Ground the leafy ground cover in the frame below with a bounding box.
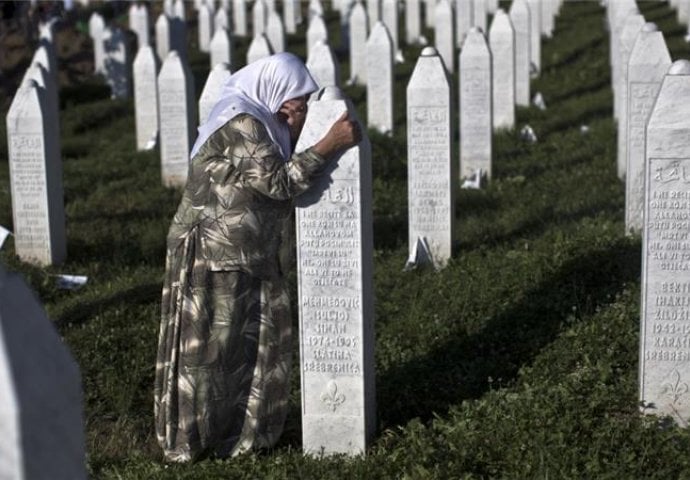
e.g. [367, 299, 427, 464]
[1, 1, 690, 478]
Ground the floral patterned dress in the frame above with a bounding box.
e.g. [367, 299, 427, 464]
[154, 114, 329, 462]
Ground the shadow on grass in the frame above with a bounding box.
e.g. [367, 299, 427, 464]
[377, 236, 641, 431]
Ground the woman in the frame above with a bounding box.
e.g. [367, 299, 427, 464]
[154, 52, 361, 462]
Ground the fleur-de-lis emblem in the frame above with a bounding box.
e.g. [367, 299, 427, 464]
[662, 369, 689, 405]
[320, 380, 346, 412]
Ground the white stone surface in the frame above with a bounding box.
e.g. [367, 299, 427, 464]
[510, 0, 530, 106]
[210, 27, 233, 69]
[616, 12, 644, 179]
[252, 0, 267, 36]
[199, 62, 232, 124]
[283, 0, 297, 34]
[366, 21, 394, 134]
[266, 8, 285, 52]
[133, 45, 159, 150]
[640, 60, 690, 428]
[295, 87, 375, 456]
[526, 0, 541, 74]
[88, 12, 105, 74]
[198, 3, 214, 53]
[307, 40, 340, 91]
[434, 0, 454, 73]
[174, 0, 186, 20]
[456, 0, 472, 47]
[625, 26, 671, 234]
[406, 0, 421, 44]
[309, 0, 325, 18]
[349, 1, 368, 85]
[406, 47, 455, 270]
[214, 7, 229, 32]
[6, 80, 65, 265]
[424, 0, 434, 28]
[307, 14, 329, 59]
[609, 0, 637, 121]
[158, 51, 196, 187]
[102, 26, 130, 99]
[473, 0, 486, 31]
[246, 33, 273, 64]
[155, 14, 171, 62]
[381, 0, 399, 56]
[460, 28, 492, 180]
[0, 266, 85, 479]
[367, 0, 380, 30]
[233, 0, 248, 36]
[128, 3, 150, 48]
[489, 9, 515, 130]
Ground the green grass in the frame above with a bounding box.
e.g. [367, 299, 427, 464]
[2, 1, 690, 478]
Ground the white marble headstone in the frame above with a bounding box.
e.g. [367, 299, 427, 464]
[133, 45, 159, 151]
[460, 28, 492, 180]
[252, 0, 267, 36]
[88, 12, 105, 74]
[434, 0, 454, 73]
[199, 62, 232, 124]
[307, 14, 329, 58]
[283, 0, 298, 34]
[158, 51, 196, 187]
[349, 1, 368, 85]
[367, 0, 380, 30]
[174, 0, 186, 20]
[473, 0, 486, 31]
[307, 40, 340, 91]
[233, 0, 248, 36]
[405, 0, 421, 44]
[155, 14, 171, 62]
[616, 12, 645, 179]
[366, 21, 394, 134]
[210, 27, 233, 69]
[640, 60, 690, 428]
[198, 3, 214, 53]
[489, 9, 515, 130]
[6, 80, 66, 265]
[214, 6, 229, 32]
[625, 25, 671, 234]
[266, 8, 285, 53]
[526, 0, 541, 74]
[510, 0, 531, 106]
[381, 0, 399, 57]
[456, 0, 472, 47]
[406, 47, 455, 270]
[128, 3, 150, 48]
[246, 33, 273, 64]
[0, 266, 85, 479]
[295, 86, 375, 456]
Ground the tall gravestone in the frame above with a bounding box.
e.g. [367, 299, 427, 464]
[89, 12, 105, 74]
[266, 9, 285, 53]
[489, 9, 515, 130]
[366, 21, 394, 135]
[199, 62, 232, 124]
[473, 0, 486, 31]
[133, 45, 159, 150]
[510, 0, 530, 106]
[307, 40, 340, 91]
[625, 24, 671, 234]
[640, 60, 690, 427]
[284, 0, 298, 34]
[233, 0, 248, 36]
[406, 47, 455, 270]
[174, 0, 186, 20]
[616, 12, 644, 179]
[155, 14, 171, 62]
[247, 33, 273, 64]
[214, 7, 229, 32]
[526, 0, 541, 74]
[198, 3, 214, 53]
[295, 86, 375, 456]
[459, 28, 492, 181]
[252, 0, 267, 36]
[158, 51, 196, 187]
[406, 0, 421, 44]
[0, 266, 85, 479]
[102, 26, 130, 99]
[434, 0, 454, 73]
[381, 0, 399, 57]
[6, 80, 66, 266]
[307, 14, 329, 59]
[349, 1, 368, 85]
[456, 0, 472, 47]
[210, 27, 233, 69]
[367, 0, 380, 30]
[610, 0, 637, 121]
[128, 3, 150, 48]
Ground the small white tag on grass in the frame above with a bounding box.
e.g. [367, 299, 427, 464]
[55, 275, 88, 290]
[580, 124, 590, 134]
[0, 225, 12, 249]
[520, 124, 538, 143]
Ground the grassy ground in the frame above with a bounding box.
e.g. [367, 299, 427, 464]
[2, 1, 690, 478]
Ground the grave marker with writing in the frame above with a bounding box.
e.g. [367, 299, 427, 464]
[640, 60, 690, 427]
[406, 47, 455, 270]
[366, 21, 394, 134]
[133, 45, 159, 150]
[295, 86, 375, 455]
[625, 24, 671, 234]
[489, 9, 515, 130]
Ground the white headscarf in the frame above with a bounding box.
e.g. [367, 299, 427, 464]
[190, 52, 319, 160]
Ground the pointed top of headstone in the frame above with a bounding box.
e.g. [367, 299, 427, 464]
[319, 85, 345, 101]
[642, 22, 657, 33]
[421, 46, 437, 56]
[669, 59, 690, 75]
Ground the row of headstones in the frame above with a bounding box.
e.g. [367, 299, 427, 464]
[606, 0, 690, 429]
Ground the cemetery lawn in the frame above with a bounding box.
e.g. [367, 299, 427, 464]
[2, 1, 690, 478]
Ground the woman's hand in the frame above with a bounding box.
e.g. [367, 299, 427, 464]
[312, 111, 362, 160]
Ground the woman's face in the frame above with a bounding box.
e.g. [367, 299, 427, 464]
[278, 95, 309, 143]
